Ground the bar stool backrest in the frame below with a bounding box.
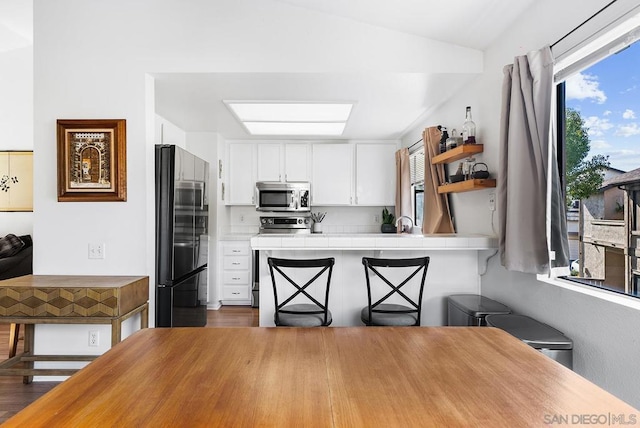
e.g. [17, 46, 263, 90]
[361, 256, 430, 326]
[268, 257, 335, 326]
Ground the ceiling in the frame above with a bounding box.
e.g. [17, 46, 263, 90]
[273, 0, 533, 51]
[1, 0, 537, 140]
[154, 0, 535, 140]
[153, 72, 480, 140]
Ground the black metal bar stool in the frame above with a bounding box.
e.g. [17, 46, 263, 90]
[361, 256, 430, 326]
[268, 257, 335, 327]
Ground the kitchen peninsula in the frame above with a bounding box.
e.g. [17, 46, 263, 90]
[251, 233, 496, 326]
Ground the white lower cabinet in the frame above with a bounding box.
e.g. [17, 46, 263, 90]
[219, 241, 252, 305]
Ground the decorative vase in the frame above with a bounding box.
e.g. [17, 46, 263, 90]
[381, 224, 396, 233]
[313, 223, 322, 234]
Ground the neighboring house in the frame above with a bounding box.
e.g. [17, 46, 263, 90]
[578, 167, 640, 295]
[567, 167, 625, 262]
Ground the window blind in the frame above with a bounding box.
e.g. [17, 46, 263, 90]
[410, 148, 425, 185]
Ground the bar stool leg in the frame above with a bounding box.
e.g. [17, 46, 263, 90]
[8, 323, 20, 358]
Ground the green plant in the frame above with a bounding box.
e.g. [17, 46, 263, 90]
[382, 207, 395, 225]
[565, 108, 610, 205]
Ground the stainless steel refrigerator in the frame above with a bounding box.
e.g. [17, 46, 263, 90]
[155, 145, 209, 327]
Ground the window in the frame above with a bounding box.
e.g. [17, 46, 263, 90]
[410, 148, 425, 225]
[556, 28, 640, 298]
[630, 186, 640, 296]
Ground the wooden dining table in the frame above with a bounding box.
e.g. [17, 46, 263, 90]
[4, 327, 638, 427]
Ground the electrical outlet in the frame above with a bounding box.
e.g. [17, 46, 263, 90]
[488, 192, 496, 211]
[240, 215, 245, 223]
[88, 243, 105, 259]
[89, 331, 99, 347]
[374, 214, 380, 223]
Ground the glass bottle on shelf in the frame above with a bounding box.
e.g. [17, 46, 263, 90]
[439, 126, 449, 153]
[463, 157, 475, 180]
[446, 128, 458, 151]
[446, 129, 458, 151]
[462, 106, 476, 144]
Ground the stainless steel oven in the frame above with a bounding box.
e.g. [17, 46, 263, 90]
[259, 215, 311, 234]
[256, 181, 310, 212]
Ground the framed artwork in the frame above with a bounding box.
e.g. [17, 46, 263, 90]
[57, 119, 127, 202]
[0, 151, 33, 212]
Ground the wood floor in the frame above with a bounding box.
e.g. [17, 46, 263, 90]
[0, 306, 259, 423]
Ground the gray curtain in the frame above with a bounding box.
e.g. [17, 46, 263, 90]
[498, 46, 569, 274]
[395, 148, 411, 233]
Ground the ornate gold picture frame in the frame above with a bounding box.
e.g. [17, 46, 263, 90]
[57, 119, 126, 202]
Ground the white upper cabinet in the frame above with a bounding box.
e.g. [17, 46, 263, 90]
[256, 143, 310, 182]
[226, 141, 396, 207]
[311, 143, 354, 205]
[256, 143, 282, 182]
[227, 143, 256, 205]
[355, 143, 397, 206]
[284, 144, 310, 182]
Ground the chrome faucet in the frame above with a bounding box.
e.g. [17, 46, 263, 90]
[395, 215, 414, 233]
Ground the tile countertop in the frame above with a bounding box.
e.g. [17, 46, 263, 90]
[219, 234, 257, 241]
[250, 233, 497, 250]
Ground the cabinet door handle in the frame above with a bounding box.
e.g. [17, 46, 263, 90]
[232, 262, 241, 265]
[221, 183, 225, 201]
[232, 292, 240, 295]
[232, 249, 241, 253]
[232, 277, 241, 280]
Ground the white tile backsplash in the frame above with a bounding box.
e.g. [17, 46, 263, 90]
[228, 205, 390, 235]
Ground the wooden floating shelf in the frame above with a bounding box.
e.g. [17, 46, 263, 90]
[438, 178, 496, 194]
[432, 144, 484, 164]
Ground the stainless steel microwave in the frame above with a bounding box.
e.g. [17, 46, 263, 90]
[255, 181, 311, 212]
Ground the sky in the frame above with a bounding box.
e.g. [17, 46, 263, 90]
[565, 40, 640, 173]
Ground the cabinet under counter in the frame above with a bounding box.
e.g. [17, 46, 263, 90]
[219, 240, 252, 305]
[251, 234, 497, 327]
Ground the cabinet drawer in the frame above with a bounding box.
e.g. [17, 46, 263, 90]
[223, 246, 250, 256]
[223, 286, 250, 300]
[223, 270, 250, 285]
[223, 256, 249, 270]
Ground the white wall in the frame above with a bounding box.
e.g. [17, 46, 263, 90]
[0, 46, 33, 236]
[399, 0, 640, 408]
[156, 115, 186, 148]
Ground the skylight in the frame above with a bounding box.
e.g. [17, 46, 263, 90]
[225, 102, 352, 136]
